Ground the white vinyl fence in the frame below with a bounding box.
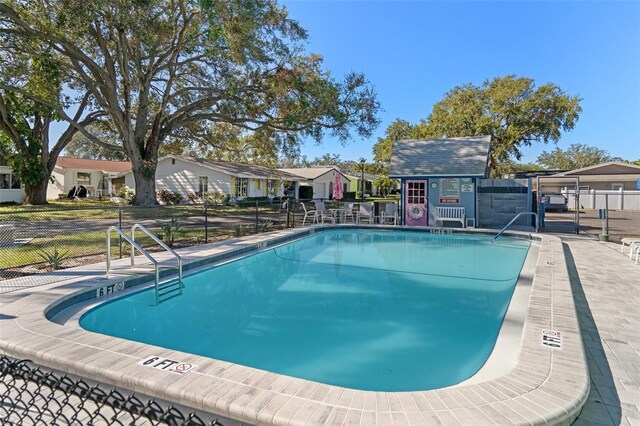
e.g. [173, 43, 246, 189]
[564, 189, 640, 211]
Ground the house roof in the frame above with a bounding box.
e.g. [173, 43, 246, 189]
[551, 162, 640, 176]
[389, 135, 492, 177]
[56, 157, 132, 173]
[278, 166, 351, 181]
[180, 157, 302, 180]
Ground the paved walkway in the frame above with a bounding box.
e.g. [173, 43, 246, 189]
[562, 236, 640, 425]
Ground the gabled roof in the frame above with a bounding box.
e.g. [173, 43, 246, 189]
[56, 157, 132, 173]
[116, 155, 301, 180]
[180, 157, 302, 180]
[389, 135, 491, 177]
[278, 166, 350, 181]
[552, 162, 640, 176]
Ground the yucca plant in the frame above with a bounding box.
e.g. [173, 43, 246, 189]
[38, 248, 70, 271]
[258, 220, 274, 233]
[233, 224, 253, 237]
[157, 217, 183, 247]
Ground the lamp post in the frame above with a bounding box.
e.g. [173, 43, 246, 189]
[359, 158, 366, 202]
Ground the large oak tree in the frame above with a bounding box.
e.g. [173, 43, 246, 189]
[0, 0, 380, 205]
[372, 75, 582, 176]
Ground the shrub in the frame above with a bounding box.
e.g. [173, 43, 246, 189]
[203, 192, 229, 204]
[186, 191, 201, 203]
[117, 186, 136, 204]
[258, 220, 274, 232]
[157, 189, 184, 205]
[343, 191, 357, 200]
[233, 224, 253, 237]
[157, 216, 182, 247]
[38, 247, 69, 271]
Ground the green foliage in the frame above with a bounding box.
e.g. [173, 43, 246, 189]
[373, 175, 398, 198]
[372, 76, 582, 176]
[372, 119, 416, 172]
[537, 143, 620, 170]
[419, 75, 582, 174]
[157, 217, 183, 248]
[492, 159, 544, 178]
[233, 224, 253, 237]
[0, 0, 381, 205]
[157, 189, 184, 205]
[116, 186, 136, 204]
[258, 220, 274, 232]
[38, 247, 69, 270]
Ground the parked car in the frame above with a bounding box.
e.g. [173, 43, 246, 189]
[540, 194, 568, 212]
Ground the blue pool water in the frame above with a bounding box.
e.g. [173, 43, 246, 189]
[80, 230, 530, 391]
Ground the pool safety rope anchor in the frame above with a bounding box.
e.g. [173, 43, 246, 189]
[408, 204, 425, 220]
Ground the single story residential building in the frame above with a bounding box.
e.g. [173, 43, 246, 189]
[1, 156, 131, 203]
[49, 157, 132, 200]
[532, 162, 640, 192]
[118, 156, 302, 199]
[534, 162, 640, 211]
[0, 156, 23, 204]
[343, 172, 382, 197]
[389, 135, 492, 227]
[278, 166, 352, 200]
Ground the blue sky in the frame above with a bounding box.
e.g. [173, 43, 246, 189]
[285, 0, 640, 164]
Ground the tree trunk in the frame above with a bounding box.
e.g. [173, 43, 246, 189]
[23, 180, 49, 205]
[131, 166, 158, 206]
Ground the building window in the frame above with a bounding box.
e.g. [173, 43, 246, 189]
[235, 178, 248, 197]
[612, 184, 623, 191]
[11, 174, 21, 189]
[267, 179, 277, 195]
[77, 172, 91, 186]
[199, 176, 209, 194]
[0, 172, 21, 189]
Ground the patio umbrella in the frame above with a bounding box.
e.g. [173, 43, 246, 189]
[333, 174, 343, 205]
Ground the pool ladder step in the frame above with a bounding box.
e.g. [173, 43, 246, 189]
[107, 224, 183, 305]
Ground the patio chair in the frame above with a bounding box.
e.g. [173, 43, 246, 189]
[313, 200, 335, 224]
[620, 238, 640, 258]
[380, 203, 399, 225]
[300, 202, 319, 226]
[356, 202, 374, 224]
[343, 202, 358, 223]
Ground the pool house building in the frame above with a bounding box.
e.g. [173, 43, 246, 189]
[389, 135, 492, 228]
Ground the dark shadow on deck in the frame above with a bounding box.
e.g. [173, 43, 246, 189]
[563, 243, 621, 426]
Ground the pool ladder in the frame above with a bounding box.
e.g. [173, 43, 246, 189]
[106, 224, 183, 304]
[494, 212, 539, 239]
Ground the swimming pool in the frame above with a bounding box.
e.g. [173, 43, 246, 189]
[80, 229, 530, 392]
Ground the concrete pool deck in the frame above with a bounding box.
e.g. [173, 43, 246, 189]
[0, 226, 606, 425]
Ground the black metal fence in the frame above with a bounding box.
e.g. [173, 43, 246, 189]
[0, 356, 224, 425]
[0, 199, 305, 281]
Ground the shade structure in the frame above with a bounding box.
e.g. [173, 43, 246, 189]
[333, 174, 343, 200]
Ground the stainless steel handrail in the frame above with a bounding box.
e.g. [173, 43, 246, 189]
[131, 223, 183, 287]
[494, 212, 539, 239]
[106, 226, 160, 294]
[106, 224, 183, 305]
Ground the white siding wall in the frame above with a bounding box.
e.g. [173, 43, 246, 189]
[311, 172, 341, 199]
[121, 158, 232, 196]
[47, 168, 66, 199]
[0, 165, 24, 203]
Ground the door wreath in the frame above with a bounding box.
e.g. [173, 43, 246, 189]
[407, 204, 424, 220]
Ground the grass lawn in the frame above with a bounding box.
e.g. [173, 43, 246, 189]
[0, 227, 236, 269]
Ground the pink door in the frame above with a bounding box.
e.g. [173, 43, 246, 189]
[404, 180, 428, 226]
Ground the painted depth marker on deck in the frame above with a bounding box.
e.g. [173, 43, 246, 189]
[541, 330, 563, 349]
[138, 356, 196, 375]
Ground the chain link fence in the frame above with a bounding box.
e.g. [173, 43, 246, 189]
[0, 355, 226, 425]
[576, 193, 640, 242]
[0, 199, 309, 281]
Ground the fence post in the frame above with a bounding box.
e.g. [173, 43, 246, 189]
[255, 201, 259, 233]
[204, 201, 208, 243]
[118, 206, 123, 259]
